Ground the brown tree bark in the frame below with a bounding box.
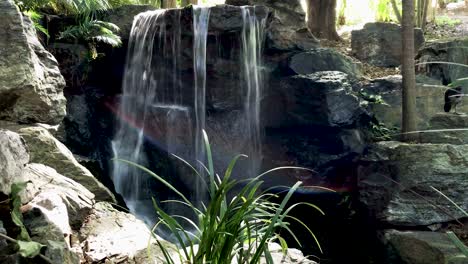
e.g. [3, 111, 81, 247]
[402, 0, 418, 141]
[162, 0, 177, 8]
[306, 0, 341, 41]
[181, 0, 198, 6]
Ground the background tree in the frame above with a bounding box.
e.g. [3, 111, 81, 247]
[181, 0, 198, 6]
[401, 0, 418, 141]
[162, 0, 177, 8]
[306, 0, 341, 40]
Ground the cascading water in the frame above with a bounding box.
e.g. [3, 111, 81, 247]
[111, 5, 267, 227]
[111, 9, 186, 224]
[193, 6, 211, 206]
[240, 7, 267, 176]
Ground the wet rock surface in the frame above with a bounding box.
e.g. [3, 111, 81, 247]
[286, 48, 361, 78]
[225, 0, 318, 50]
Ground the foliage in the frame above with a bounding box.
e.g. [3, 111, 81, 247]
[435, 15, 462, 27]
[0, 182, 47, 261]
[24, 10, 50, 39]
[15, 0, 121, 60]
[59, 16, 122, 59]
[116, 130, 325, 263]
[374, 0, 393, 22]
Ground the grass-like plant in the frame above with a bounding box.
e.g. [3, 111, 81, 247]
[116, 130, 325, 264]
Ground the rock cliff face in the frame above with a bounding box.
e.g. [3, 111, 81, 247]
[0, 0, 66, 125]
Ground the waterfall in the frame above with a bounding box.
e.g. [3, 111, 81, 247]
[111, 9, 184, 224]
[241, 7, 267, 176]
[193, 6, 211, 206]
[111, 5, 267, 227]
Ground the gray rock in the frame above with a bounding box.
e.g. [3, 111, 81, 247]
[17, 126, 115, 203]
[351, 22, 425, 67]
[79, 202, 160, 263]
[226, 0, 319, 50]
[420, 113, 468, 144]
[383, 230, 468, 264]
[43, 240, 80, 264]
[358, 141, 468, 226]
[362, 75, 467, 130]
[21, 164, 94, 227]
[0, 0, 66, 124]
[0, 130, 29, 195]
[287, 48, 361, 78]
[280, 71, 364, 127]
[417, 37, 468, 85]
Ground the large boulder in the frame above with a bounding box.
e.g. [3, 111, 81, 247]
[351, 22, 425, 67]
[420, 113, 468, 144]
[383, 230, 468, 264]
[78, 202, 165, 263]
[16, 126, 115, 202]
[0, 130, 29, 195]
[0, 0, 66, 124]
[21, 163, 94, 226]
[279, 71, 365, 127]
[417, 37, 468, 85]
[226, 0, 318, 50]
[358, 141, 468, 226]
[285, 48, 361, 78]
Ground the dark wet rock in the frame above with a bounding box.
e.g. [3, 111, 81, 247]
[226, 0, 319, 50]
[105, 5, 156, 41]
[351, 22, 425, 67]
[358, 141, 468, 226]
[383, 230, 468, 264]
[0, 0, 66, 124]
[48, 43, 89, 89]
[286, 48, 361, 78]
[279, 71, 365, 127]
[417, 37, 468, 85]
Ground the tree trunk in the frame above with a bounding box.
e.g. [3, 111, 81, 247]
[390, 0, 402, 24]
[402, 0, 418, 142]
[306, 0, 341, 41]
[181, 0, 197, 6]
[162, 0, 177, 8]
